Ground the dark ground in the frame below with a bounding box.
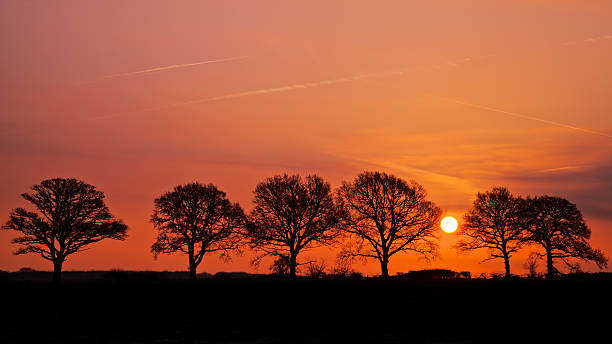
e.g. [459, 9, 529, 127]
[1, 271, 610, 343]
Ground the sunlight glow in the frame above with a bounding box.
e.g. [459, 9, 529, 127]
[441, 216, 458, 233]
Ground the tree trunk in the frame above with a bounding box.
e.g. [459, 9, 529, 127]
[52, 259, 63, 283]
[188, 246, 197, 280]
[188, 262, 197, 280]
[546, 248, 555, 279]
[380, 255, 389, 278]
[289, 253, 297, 278]
[503, 253, 511, 279]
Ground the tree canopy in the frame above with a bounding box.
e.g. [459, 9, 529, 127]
[3, 178, 128, 282]
[246, 174, 344, 277]
[456, 187, 529, 278]
[525, 195, 608, 278]
[151, 182, 245, 280]
[337, 171, 441, 277]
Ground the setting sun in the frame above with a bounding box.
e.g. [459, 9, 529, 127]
[441, 216, 458, 233]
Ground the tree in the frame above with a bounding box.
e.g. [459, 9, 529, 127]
[3, 178, 128, 282]
[269, 256, 290, 276]
[306, 259, 327, 278]
[246, 174, 344, 277]
[456, 187, 528, 278]
[525, 195, 608, 278]
[151, 182, 245, 280]
[337, 171, 442, 278]
[523, 252, 542, 279]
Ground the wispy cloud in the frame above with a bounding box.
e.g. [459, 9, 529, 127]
[331, 153, 479, 200]
[506, 160, 612, 220]
[562, 34, 612, 46]
[432, 96, 612, 140]
[584, 35, 612, 43]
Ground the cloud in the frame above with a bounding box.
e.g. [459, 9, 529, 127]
[507, 160, 612, 220]
[583, 35, 612, 43]
[562, 34, 612, 46]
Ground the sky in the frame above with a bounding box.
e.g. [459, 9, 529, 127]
[1, 0, 611, 276]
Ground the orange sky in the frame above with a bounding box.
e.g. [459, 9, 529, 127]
[1, 0, 611, 276]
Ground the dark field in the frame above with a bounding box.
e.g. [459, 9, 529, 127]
[2, 272, 610, 343]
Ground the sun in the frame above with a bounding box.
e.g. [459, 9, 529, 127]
[441, 216, 458, 233]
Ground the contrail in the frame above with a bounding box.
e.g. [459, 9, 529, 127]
[88, 71, 413, 119]
[433, 96, 612, 140]
[152, 31, 611, 104]
[169, 75, 365, 106]
[101, 55, 248, 79]
[88, 54, 495, 120]
[164, 57, 492, 107]
[537, 165, 585, 173]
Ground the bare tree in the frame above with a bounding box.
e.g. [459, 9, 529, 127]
[246, 174, 344, 277]
[330, 255, 358, 278]
[3, 178, 128, 282]
[523, 252, 542, 279]
[306, 259, 327, 278]
[337, 171, 442, 278]
[456, 187, 528, 278]
[151, 182, 245, 280]
[525, 195, 608, 278]
[269, 256, 290, 276]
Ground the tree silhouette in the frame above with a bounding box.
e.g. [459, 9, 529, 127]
[456, 187, 528, 278]
[337, 171, 441, 278]
[269, 256, 290, 276]
[151, 182, 245, 280]
[525, 195, 608, 278]
[3, 178, 128, 282]
[246, 174, 344, 277]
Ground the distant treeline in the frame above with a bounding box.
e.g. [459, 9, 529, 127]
[2, 173, 608, 282]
